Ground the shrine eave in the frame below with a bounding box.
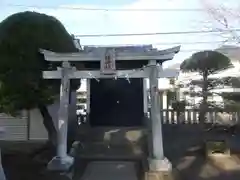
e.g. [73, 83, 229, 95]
[40, 45, 181, 63]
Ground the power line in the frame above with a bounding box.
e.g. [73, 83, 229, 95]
[175, 47, 240, 53]
[75, 29, 240, 37]
[80, 44, 240, 53]
[178, 49, 228, 53]
[81, 40, 237, 46]
[1, 3, 216, 12]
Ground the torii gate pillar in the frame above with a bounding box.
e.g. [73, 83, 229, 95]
[148, 60, 172, 171]
[47, 61, 74, 171]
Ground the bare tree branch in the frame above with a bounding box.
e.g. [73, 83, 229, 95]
[200, 0, 240, 43]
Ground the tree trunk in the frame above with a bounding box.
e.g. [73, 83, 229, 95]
[38, 104, 57, 147]
[177, 111, 180, 122]
[199, 71, 208, 129]
[32, 100, 76, 158]
[30, 104, 57, 160]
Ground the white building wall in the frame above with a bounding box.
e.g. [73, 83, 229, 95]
[29, 109, 48, 140]
[0, 113, 28, 141]
[0, 91, 77, 141]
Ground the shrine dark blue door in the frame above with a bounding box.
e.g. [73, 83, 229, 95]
[89, 78, 144, 126]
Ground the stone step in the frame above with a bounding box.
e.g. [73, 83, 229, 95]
[73, 157, 145, 180]
[77, 126, 147, 144]
[79, 161, 138, 180]
[71, 141, 147, 160]
[74, 160, 180, 180]
[208, 154, 240, 171]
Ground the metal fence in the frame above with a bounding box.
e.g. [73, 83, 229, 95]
[161, 109, 240, 125]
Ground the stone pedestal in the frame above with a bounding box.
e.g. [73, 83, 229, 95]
[145, 158, 177, 180]
[145, 158, 179, 180]
[145, 170, 179, 180]
[205, 140, 230, 156]
[148, 158, 172, 172]
[47, 155, 74, 172]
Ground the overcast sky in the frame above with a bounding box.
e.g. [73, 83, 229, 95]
[0, 0, 239, 67]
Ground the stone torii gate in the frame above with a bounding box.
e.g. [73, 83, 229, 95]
[41, 45, 180, 172]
